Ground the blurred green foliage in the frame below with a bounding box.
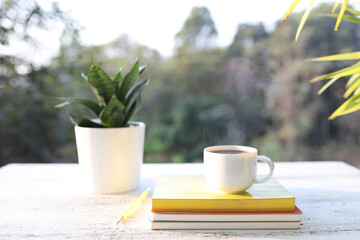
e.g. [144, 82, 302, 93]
[1, 2, 359, 167]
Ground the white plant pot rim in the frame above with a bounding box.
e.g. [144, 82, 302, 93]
[74, 120, 145, 130]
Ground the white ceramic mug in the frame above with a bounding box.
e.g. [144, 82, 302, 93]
[204, 145, 274, 193]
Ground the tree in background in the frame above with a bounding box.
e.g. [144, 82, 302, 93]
[147, 9, 272, 163]
[1, 3, 360, 167]
[175, 7, 217, 55]
[227, 23, 268, 58]
[145, 7, 227, 163]
[0, 0, 80, 165]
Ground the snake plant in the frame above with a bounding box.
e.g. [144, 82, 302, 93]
[56, 60, 149, 128]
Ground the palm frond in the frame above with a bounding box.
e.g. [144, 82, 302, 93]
[332, 0, 340, 13]
[329, 92, 360, 120]
[295, 0, 315, 42]
[318, 77, 340, 94]
[344, 78, 360, 98]
[282, 0, 302, 23]
[308, 51, 360, 61]
[310, 62, 360, 82]
[334, 0, 349, 31]
[346, 6, 360, 15]
[315, 13, 360, 25]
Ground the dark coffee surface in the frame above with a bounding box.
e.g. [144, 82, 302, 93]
[210, 150, 248, 154]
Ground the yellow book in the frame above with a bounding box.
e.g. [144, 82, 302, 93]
[152, 176, 295, 213]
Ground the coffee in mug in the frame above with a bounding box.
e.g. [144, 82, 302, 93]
[204, 145, 274, 193]
[210, 150, 249, 154]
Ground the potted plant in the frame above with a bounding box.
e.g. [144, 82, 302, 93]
[56, 60, 149, 193]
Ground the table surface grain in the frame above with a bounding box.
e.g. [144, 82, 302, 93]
[1, 161, 360, 240]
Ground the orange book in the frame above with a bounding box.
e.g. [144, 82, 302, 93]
[151, 206, 302, 222]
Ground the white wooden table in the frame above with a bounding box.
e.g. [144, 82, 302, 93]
[1, 162, 360, 240]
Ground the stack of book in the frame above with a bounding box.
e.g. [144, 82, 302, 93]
[150, 176, 302, 230]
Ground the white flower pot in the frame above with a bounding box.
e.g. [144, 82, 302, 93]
[74, 121, 145, 193]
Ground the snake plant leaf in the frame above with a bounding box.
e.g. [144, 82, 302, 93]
[106, 107, 125, 127]
[77, 119, 105, 128]
[139, 64, 147, 75]
[68, 112, 104, 128]
[346, 7, 360, 15]
[334, 0, 349, 32]
[99, 95, 125, 127]
[113, 70, 123, 86]
[125, 78, 149, 111]
[282, 0, 302, 23]
[318, 77, 340, 95]
[117, 61, 140, 103]
[123, 95, 140, 126]
[58, 61, 148, 128]
[329, 92, 360, 120]
[332, 0, 340, 13]
[295, 0, 315, 42]
[55, 97, 103, 116]
[81, 72, 88, 81]
[308, 51, 360, 61]
[113, 70, 123, 100]
[87, 65, 116, 106]
[134, 94, 142, 114]
[315, 13, 360, 25]
[310, 62, 360, 82]
[346, 73, 360, 88]
[344, 78, 360, 98]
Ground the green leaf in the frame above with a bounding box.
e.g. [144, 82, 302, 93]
[81, 72, 88, 81]
[346, 73, 360, 88]
[87, 65, 116, 106]
[106, 108, 125, 127]
[99, 95, 125, 127]
[295, 0, 315, 42]
[310, 62, 360, 82]
[77, 119, 105, 128]
[315, 13, 360, 25]
[352, 86, 360, 97]
[113, 70, 123, 100]
[329, 92, 360, 120]
[55, 97, 103, 116]
[139, 64, 147, 75]
[332, 0, 340, 13]
[125, 78, 149, 111]
[113, 70, 123, 86]
[68, 112, 104, 128]
[134, 94, 142, 114]
[317, 77, 339, 95]
[308, 51, 360, 61]
[282, 0, 302, 23]
[346, 7, 360, 15]
[344, 78, 360, 98]
[123, 95, 140, 126]
[118, 61, 140, 103]
[334, 0, 349, 32]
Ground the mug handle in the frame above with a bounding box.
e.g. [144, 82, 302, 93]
[253, 155, 274, 184]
